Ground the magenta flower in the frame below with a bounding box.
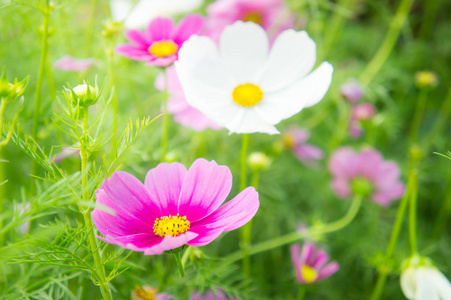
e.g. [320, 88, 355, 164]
[340, 80, 364, 103]
[191, 289, 237, 300]
[290, 243, 339, 284]
[116, 14, 205, 67]
[329, 147, 405, 206]
[349, 103, 376, 138]
[283, 126, 323, 167]
[53, 55, 95, 71]
[92, 159, 259, 255]
[155, 66, 221, 131]
[207, 0, 293, 41]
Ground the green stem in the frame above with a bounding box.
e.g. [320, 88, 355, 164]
[409, 89, 428, 143]
[240, 134, 250, 190]
[31, 0, 50, 181]
[322, 0, 355, 58]
[359, 0, 415, 85]
[160, 68, 169, 162]
[408, 173, 418, 255]
[296, 285, 306, 300]
[106, 37, 118, 159]
[223, 194, 362, 266]
[173, 252, 185, 277]
[423, 88, 451, 150]
[329, 94, 350, 151]
[369, 171, 414, 300]
[80, 108, 113, 300]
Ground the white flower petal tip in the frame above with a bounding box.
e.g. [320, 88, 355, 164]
[176, 21, 333, 135]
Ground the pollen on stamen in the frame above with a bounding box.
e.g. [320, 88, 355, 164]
[153, 214, 190, 237]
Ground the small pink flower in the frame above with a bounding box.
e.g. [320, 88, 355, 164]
[50, 147, 80, 163]
[116, 15, 205, 67]
[340, 80, 364, 103]
[155, 66, 221, 131]
[290, 243, 339, 284]
[191, 289, 237, 300]
[53, 55, 95, 71]
[207, 0, 293, 41]
[92, 159, 259, 255]
[349, 103, 376, 138]
[283, 126, 323, 167]
[132, 285, 173, 300]
[329, 147, 405, 206]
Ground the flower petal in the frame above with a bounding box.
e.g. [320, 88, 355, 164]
[357, 149, 384, 180]
[144, 231, 198, 255]
[146, 17, 175, 41]
[290, 244, 302, 282]
[317, 261, 339, 281]
[115, 44, 150, 60]
[329, 147, 359, 178]
[96, 233, 162, 252]
[257, 30, 316, 91]
[178, 159, 232, 222]
[125, 29, 150, 46]
[219, 21, 269, 83]
[300, 243, 315, 265]
[144, 162, 187, 216]
[331, 178, 352, 199]
[226, 107, 280, 134]
[187, 187, 259, 246]
[173, 14, 205, 44]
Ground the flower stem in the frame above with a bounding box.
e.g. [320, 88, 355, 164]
[240, 134, 250, 190]
[369, 171, 415, 300]
[359, 0, 415, 85]
[31, 0, 50, 181]
[160, 68, 169, 162]
[223, 194, 362, 266]
[408, 173, 418, 255]
[296, 285, 306, 300]
[106, 36, 118, 159]
[409, 89, 428, 143]
[80, 108, 113, 300]
[173, 252, 185, 277]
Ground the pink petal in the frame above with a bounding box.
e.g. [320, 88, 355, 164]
[317, 261, 340, 281]
[373, 161, 402, 190]
[115, 44, 150, 60]
[300, 243, 315, 265]
[173, 14, 205, 45]
[178, 159, 232, 222]
[144, 231, 198, 255]
[53, 55, 95, 71]
[125, 29, 150, 46]
[168, 97, 221, 131]
[328, 147, 359, 178]
[144, 162, 187, 217]
[146, 17, 174, 42]
[330, 178, 352, 199]
[312, 249, 330, 270]
[294, 144, 323, 161]
[155, 66, 184, 93]
[187, 187, 259, 246]
[358, 149, 384, 180]
[290, 244, 302, 282]
[146, 55, 178, 67]
[96, 233, 162, 252]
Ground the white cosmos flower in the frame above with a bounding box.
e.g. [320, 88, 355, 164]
[400, 257, 451, 300]
[175, 21, 333, 134]
[110, 0, 204, 29]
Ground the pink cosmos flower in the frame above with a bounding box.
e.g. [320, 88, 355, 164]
[329, 147, 405, 206]
[53, 55, 95, 71]
[191, 289, 237, 300]
[349, 103, 376, 138]
[155, 66, 221, 131]
[207, 0, 293, 41]
[283, 127, 323, 167]
[116, 15, 205, 67]
[290, 243, 339, 284]
[340, 80, 364, 103]
[92, 159, 259, 255]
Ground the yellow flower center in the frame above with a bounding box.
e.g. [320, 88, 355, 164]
[283, 134, 295, 149]
[232, 83, 263, 107]
[132, 285, 157, 300]
[148, 40, 179, 58]
[243, 12, 262, 24]
[301, 265, 318, 283]
[153, 214, 190, 237]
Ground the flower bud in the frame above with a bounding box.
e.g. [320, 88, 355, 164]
[70, 83, 99, 107]
[415, 71, 438, 88]
[248, 152, 271, 171]
[353, 103, 376, 121]
[0, 68, 28, 100]
[351, 177, 373, 197]
[102, 20, 122, 38]
[340, 79, 364, 103]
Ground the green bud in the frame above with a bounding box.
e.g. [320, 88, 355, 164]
[69, 83, 99, 107]
[248, 152, 271, 171]
[415, 71, 438, 89]
[0, 68, 28, 100]
[102, 20, 122, 38]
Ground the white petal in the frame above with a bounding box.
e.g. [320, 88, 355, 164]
[401, 268, 417, 300]
[431, 269, 451, 300]
[110, 0, 132, 23]
[257, 30, 316, 92]
[255, 62, 333, 125]
[219, 21, 269, 83]
[226, 108, 279, 134]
